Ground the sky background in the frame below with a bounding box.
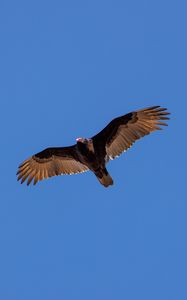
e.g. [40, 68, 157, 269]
[0, 0, 186, 299]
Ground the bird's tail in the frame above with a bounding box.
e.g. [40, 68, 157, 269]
[96, 169, 114, 188]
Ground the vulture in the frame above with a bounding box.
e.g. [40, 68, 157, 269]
[17, 106, 170, 187]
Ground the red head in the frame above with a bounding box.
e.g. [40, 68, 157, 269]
[76, 138, 92, 144]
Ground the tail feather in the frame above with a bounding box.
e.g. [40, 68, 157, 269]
[97, 172, 113, 188]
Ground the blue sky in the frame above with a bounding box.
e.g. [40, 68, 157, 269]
[0, 0, 186, 299]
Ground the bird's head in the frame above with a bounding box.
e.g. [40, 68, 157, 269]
[76, 137, 92, 145]
[76, 137, 94, 153]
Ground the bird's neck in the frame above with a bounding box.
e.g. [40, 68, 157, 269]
[77, 141, 95, 155]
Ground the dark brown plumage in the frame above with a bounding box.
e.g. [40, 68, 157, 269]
[17, 106, 170, 187]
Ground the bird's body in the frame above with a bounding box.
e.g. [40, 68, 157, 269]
[17, 106, 170, 187]
[76, 138, 113, 187]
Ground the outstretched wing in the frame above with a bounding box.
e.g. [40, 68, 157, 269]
[92, 106, 170, 159]
[17, 146, 89, 185]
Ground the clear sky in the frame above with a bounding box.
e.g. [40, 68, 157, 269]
[0, 0, 186, 299]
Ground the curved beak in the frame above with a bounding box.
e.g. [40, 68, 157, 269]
[76, 138, 82, 142]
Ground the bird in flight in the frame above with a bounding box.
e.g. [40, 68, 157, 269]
[17, 106, 170, 187]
